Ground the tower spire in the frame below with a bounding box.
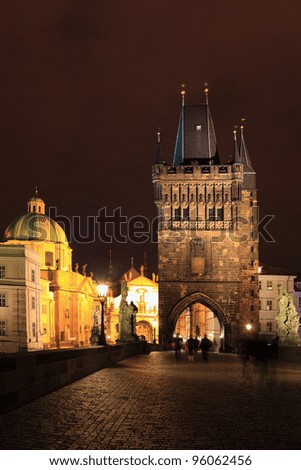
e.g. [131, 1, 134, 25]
[239, 119, 255, 172]
[204, 82, 211, 161]
[107, 249, 113, 280]
[144, 251, 148, 277]
[233, 126, 240, 163]
[181, 83, 186, 107]
[204, 81, 209, 105]
[155, 128, 162, 164]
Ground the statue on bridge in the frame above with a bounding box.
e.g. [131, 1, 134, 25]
[275, 285, 299, 345]
[118, 281, 139, 342]
[90, 306, 100, 345]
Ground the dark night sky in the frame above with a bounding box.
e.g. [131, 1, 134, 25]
[0, 0, 300, 280]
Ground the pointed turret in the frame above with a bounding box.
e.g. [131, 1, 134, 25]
[239, 123, 256, 189]
[173, 83, 219, 165]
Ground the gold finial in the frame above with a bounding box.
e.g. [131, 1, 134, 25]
[204, 82, 209, 104]
[233, 125, 239, 140]
[35, 186, 38, 196]
[181, 83, 186, 106]
[131, 257, 134, 267]
[157, 127, 162, 142]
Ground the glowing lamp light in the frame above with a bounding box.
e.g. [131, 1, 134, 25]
[246, 323, 252, 331]
[97, 284, 108, 298]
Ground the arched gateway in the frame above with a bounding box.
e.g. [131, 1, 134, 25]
[153, 87, 259, 349]
[167, 292, 230, 349]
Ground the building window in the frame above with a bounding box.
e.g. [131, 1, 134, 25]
[42, 305, 47, 315]
[31, 269, 35, 282]
[32, 322, 36, 337]
[0, 320, 6, 336]
[174, 208, 181, 221]
[0, 293, 6, 307]
[266, 322, 273, 332]
[267, 300, 273, 311]
[31, 296, 36, 309]
[183, 207, 189, 221]
[251, 276, 255, 282]
[0, 266, 6, 278]
[267, 280, 273, 290]
[45, 251, 54, 267]
[299, 297, 301, 309]
[216, 207, 224, 221]
[259, 300, 262, 310]
[259, 280, 262, 290]
[259, 323, 261, 332]
[250, 246, 254, 253]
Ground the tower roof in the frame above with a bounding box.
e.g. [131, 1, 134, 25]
[173, 101, 219, 166]
[239, 125, 255, 173]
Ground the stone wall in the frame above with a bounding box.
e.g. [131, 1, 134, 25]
[0, 342, 145, 414]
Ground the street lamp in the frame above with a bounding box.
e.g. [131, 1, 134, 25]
[97, 284, 108, 346]
[246, 323, 252, 332]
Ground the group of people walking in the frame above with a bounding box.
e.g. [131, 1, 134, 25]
[174, 334, 212, 361]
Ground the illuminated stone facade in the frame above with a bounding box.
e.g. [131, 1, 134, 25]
[0, 193, 99, 352]
[152, 90, 259, 348]
[106, 265, 159, 343]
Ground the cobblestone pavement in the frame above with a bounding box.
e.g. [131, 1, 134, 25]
[1, 351, 301, 450]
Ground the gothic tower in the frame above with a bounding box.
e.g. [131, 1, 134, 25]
[152, 87, 259, 349]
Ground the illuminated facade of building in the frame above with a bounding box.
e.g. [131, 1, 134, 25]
[258, 265, 300, 342]
[106, 263, 159, 343]
[0, 193, 99, 352]
[152, 87, 259, 349]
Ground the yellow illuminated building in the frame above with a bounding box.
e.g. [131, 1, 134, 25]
[0, 192, 99, 352]
[106, 264, 159, 343]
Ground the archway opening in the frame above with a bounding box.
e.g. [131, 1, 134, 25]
[173, 302, 225, 352]
[136, 320, 154, 343]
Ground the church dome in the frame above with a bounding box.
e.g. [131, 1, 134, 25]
[3, 192, 69, 246]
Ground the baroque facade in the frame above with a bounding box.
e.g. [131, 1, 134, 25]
[106, 262, 159, 344]
[0, 193, 99, 352]
[152, 88, 259, 349]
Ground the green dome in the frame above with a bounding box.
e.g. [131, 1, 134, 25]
[3, 213, 69, 245]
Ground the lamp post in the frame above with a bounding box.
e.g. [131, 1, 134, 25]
[97, 284, 108, 346]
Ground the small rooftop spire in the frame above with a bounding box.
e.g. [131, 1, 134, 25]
[140, 264, 144, 276]
[239, 118, 255, 173]
[233, 126, 240, 163]
[107, 249, 113, 279]
[35, 186, 39, 197]
[181, 83, 186, 107]
[131, 257, 134, 267]
[144, 251, 148, 277]
[155, 127, 162, 164]
[204, 82, 209, 105]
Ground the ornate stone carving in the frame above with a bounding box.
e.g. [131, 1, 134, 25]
[275, 285, 299, 345]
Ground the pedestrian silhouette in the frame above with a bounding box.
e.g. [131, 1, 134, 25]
[173, 334, 182, 360]
[186, 335, 195, 362]
[200, 334, 211, 361]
